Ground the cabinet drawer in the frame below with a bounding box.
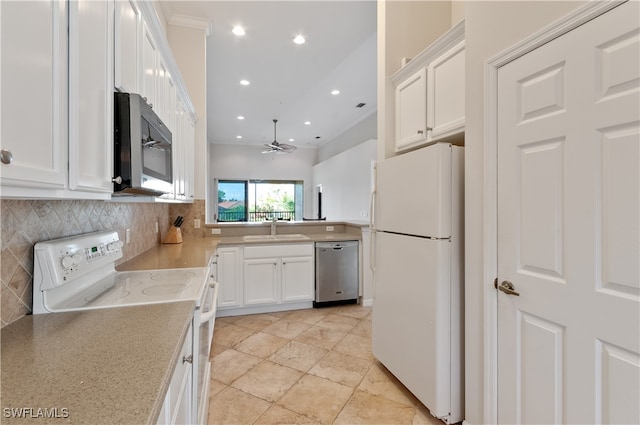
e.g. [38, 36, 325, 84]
[244, 243, 313, 259]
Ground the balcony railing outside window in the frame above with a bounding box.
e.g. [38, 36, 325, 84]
[218, 210, 295, 222]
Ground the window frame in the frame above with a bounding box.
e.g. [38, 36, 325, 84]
[213, 179, 303, 223]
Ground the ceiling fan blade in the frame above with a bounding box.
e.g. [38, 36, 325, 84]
[280, 143, 297, 152]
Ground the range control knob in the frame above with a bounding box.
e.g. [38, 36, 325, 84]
[107, 240, 124, 252]
[61, 256, 74, 268]
[72, 253, 84, 265]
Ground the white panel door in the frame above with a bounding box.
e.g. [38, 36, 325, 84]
[497, 2, 639, 424]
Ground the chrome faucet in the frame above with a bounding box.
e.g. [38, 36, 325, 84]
[270, 217, 277, 236]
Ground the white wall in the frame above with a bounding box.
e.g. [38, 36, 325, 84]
[317, 113, 377, 163]
[207, 144, 317, 222]
[312, 139, 376, 221]
[464, 2, 586, 424]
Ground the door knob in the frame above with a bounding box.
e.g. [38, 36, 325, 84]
[498, 280, 520, 296]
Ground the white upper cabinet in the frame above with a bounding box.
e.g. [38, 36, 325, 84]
[183, 116, 195, 200]
[132, 1, 198, 203]
[68, 0, 114, 194]
[392, 21, 465, 152]
[1, 0, 113, 199]
[140, 21, 158, 109]
[428, 40, 465, 140]
[1, 0, 197, 201]
[0, 0, 67, 192]
[395, 68, 428, 150]
[114, 0, 140, 93]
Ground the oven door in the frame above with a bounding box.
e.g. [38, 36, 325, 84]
[197, 279, 218, 424]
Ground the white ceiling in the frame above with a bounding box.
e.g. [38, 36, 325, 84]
[161, 1, 377, 149]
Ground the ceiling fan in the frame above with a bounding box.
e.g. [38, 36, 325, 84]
[262, 119, 297, 154]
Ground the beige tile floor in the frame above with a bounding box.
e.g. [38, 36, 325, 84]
[208, 304, 446, 425]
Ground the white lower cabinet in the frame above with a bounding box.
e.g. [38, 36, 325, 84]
[157, 322, 193, 425]
[217, 243, 314, 315]
[216, 247, 243, 308]
[244, 258, 279, 305]
[281, 256, 315, 302]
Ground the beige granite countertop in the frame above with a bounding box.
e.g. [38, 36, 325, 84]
[117, 237, 219, 270]
[117, 232, 361, 271]
[1, 302, 194, 425]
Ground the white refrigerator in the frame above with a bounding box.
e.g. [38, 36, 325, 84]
[371, 142, 464, 424]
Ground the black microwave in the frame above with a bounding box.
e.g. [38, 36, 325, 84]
[113, 92, 173, 197]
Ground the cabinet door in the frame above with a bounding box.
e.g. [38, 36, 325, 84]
[183, 115, 195, 200]
[68, 0, 114, 194]
[140, 21, 157, 109]
[216, 248, 242, 308]
[428, 40, 465, 140]
[156, 57, 168, 123]
[395, 68, 428, 152]
[281, 256, 314, 302]
[158, 322, 193, 425]
[0, 0, 67, 191]
[114, 0, 139, 93]
[243, 259, 279, 305]
[173, 98, 185, 200]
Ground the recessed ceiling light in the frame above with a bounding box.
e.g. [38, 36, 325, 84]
[240, 79, 250, 86]
[288, 138, 295, 142]
[331, 90, 340, 95]
[232, 26, 245, 36]
[237, 116, 245, 120]
[236, 135, 242, 139]
[293, 35, 306, 45]
[304, 121, 311, 125]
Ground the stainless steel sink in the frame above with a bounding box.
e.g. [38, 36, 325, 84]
[242, 234, 310, 241]
[274, 234, 310, 240]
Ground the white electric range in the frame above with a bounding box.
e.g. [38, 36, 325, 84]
[32, 230, 217, 425]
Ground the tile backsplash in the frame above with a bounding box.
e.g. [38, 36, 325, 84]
[168, 199, 206, 239]
[0, 199, 169, 327]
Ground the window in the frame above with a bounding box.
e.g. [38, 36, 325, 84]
[216, 179, 303, 222]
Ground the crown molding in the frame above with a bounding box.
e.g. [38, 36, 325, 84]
[169, 14, 213, 36]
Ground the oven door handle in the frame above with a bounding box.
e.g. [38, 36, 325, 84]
[200, 281, 219, 325]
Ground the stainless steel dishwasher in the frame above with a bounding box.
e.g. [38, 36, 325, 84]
[314, 241, 359, 307]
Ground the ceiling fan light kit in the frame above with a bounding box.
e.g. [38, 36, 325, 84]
[262, 119, 297, 154]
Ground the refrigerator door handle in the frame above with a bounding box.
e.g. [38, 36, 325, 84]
[369, 188, 376, 232]
[369, 189, 376, 274]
